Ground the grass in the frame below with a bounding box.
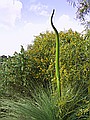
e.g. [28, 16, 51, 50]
[0, 82, 89, 120]
[0, 86, 59, 120]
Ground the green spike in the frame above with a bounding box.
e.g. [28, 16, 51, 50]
[51, 9, 61, 96]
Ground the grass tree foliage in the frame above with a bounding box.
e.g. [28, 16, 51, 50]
[0, 30, 90, 119]
[0, 81, 89, 120]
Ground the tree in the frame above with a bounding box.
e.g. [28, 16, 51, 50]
[67, 0, 90, 28]
[26, 31, 56, 87]
[26, 29, 89, 99]
[0, 46, 32, 97]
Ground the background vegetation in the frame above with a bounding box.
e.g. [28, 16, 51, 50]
[0, 29, 90, 119]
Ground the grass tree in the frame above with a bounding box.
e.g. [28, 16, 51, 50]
[0, 9, 89, 120]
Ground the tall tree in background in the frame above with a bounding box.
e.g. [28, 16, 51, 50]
[67, 0, 90, 28]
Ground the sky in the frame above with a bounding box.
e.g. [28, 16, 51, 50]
[0, 0, 84, 56]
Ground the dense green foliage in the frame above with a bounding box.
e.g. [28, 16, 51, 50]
[0, 46, 32, 96]
[0, 82, 89, 120]
[27, 29, 89, 95]
[0, 29, 90, 119]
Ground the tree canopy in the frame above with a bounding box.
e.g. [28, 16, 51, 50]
[67, 0, 90, 28]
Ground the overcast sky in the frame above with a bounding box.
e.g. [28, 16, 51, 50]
[0, 0, 84, 56]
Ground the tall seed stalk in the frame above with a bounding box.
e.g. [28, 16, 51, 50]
[51, 9, 61, 96]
